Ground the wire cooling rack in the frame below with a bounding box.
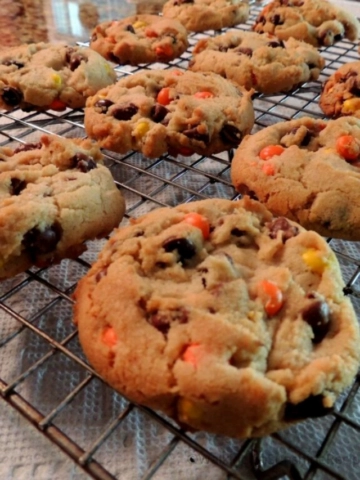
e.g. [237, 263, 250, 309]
[1, 2, 360, 479]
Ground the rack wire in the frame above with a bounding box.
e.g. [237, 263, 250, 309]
[1, 2, 360, 479]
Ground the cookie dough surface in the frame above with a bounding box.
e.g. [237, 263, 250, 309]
[319, 62, 360, 119]
[0, 42, 116, 111]
[0, 135, 125, 279]
[253, 0, 360, 47]
[231, 116, 360, 240]
[162, 0, 249, 32]
[84, 69, 254, 158]
[189, 30, 325, 94]
[90, 14, 188, 65]
[74, 197, 360, 438]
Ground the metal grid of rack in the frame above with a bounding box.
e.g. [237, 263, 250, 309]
[1, 2, 360, 479]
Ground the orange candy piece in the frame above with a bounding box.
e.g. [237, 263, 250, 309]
[262, 163, 275, 176]
[194, 91, 214, 99]
[49, 98, 67, 111]
[102, 326, 118, 347]
[336, 135, 360, 161]
[157, 87, 172, 105]
[258, 280, 284, 316]
[182, 344, 202, 366]
[155, 44, 173, 58]
[259, 145, 285, 160]
[183, 212, 210, 239]
[145, 28, 158, 38]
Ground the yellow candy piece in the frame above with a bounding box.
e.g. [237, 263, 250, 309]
[132, 21, 147, 29]
[342, 98, 360, 114]
[178, 398, 203, 422]
[133, 121, 149, 138]
[52, 73, 62, 88]
[302, 248, 329, 274]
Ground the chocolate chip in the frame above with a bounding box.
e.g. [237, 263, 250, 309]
[231, 228, 246, 237]
[271, 14, 284, 25]
[349, 80, 360, 97]
[163, 237, 196, 263]
[236, 47, 253, 57]
[300, 128, 312, 147]
[267, 40, 285, 48]
[302, 300, 330, 343]
[183, 127, 209, 144]
[268, 217, 299, 242]
[174, 0, 193, 4]
[13, 142, 42, 153]
[257, 15, 266, 25]
[125, 24, 135, 33]
[150, 104, 168, 123]
[334, 33, 343, 42]
[284, 395, 332, 421]
[148, 308, 188, 334]
[70, 152, 97, 172]
[11, 178, 26, 195]
[3, 60, 24, 68]
[68, 54, 85, 71]
[23, 223, 63, 257]
[94, 98, 114, 113]
[220, 124, 242, 146]
[2, 86, 23, 107]
[113, 103, 138, 121]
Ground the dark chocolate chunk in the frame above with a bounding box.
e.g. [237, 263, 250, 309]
[10, 178, 26, 195]
[284, 395, 332, 421]
[94, 98, 114, 113]
[231, 228, 246, 237]
[302, 299, 330, 343]
[23, 222, 63, 257]
[271, 14, 284, 25]
[268, 217, 299, 242]
[125, 24, 135, 33]
[13, 142, 42, 153]
[183, 127, 209, 144]
[3, 60, 24, 69]
[150, 104, 168, 123]
[334, 33, 343, 42]
[147, 308, 188, 335]
[220, 124, 242, 146]
[2, 86, 23, 107]
[113, 103, 139, 121]
[267, 40, 285, 48]
[174, 0, 193, 4]
[70, 152, 97, 172]
[163, 237, 196, 263]
[108, 52, 120, 63]
[237, 47, 253, 57]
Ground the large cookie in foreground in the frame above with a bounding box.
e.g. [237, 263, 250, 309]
[90, 14, 189, 65]
[253, 0, 360, 47]
[73, 196, 360, 438]
[162, 0, 249, 33]
[84, 69, 254, 158]
[0, 135, 125, 279]
[189, 30, 325, 94]
[0, 42, 116, 111]
[231, 116, 360, 240]
[319, 61, 360, 119]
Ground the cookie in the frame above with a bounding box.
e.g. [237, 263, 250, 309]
[90, 14, 188, 65]
[162, 0, 249, 33]
[73, 196, 360, 438]
[0, 42, 116, 112]
[253, 0, 360, 48]
[189, 31, 325, 94]
[84, 69, 254, 158]
[231, 116, 360, 240]
[319, 62, 360, 119]
[0, 134, 125, 279]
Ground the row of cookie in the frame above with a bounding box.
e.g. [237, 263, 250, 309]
[136, 0, 360, 48]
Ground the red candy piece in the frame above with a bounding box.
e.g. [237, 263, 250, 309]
[49, 98, 67, 111]
[183, 212, 210, 239]
[102, 326, 118, 347]
[259, 145, 285, 160]
[258, 280, 284, 316]
[336, 135, 360, 162]
[145, 28, 158, 38]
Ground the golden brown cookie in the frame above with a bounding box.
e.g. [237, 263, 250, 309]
[90, 14, 188, 65]
[74, 196, 360, 438]
[84, 69, 254, 158]
[231, 116, 360, 240]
